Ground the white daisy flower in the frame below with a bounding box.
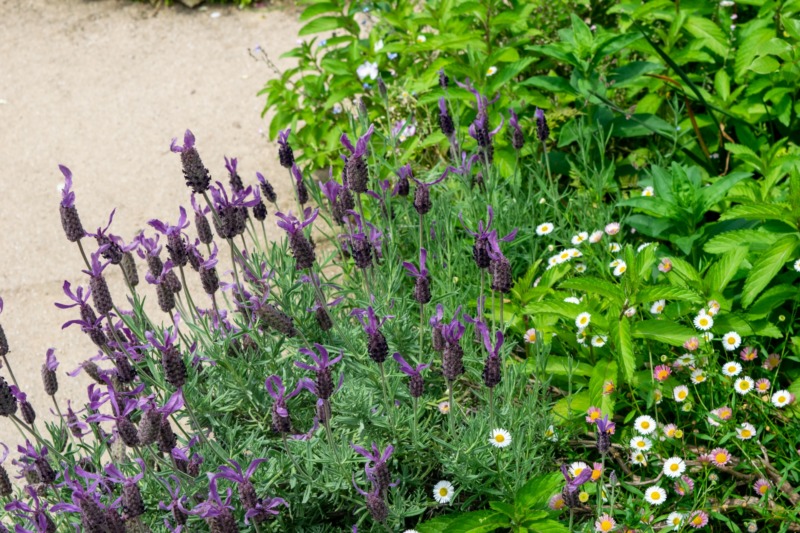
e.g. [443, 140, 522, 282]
[489, 428, 512, 448]
[373, 39, 385, 52]
[544, 425, 558, 442]
[650, 300, 665, 315]
[536, 223, 554, 235]
[589, 230, 604, 243]
[564, 297, 581, 305]
[613, 262, 627, 276]
[356, 61, 379, 81]
[416, 35, 427, 43]
[404, 530, 421, 533]
[591, 335, 607, 347]
[575, 312, 591, 328]
[673, 385, 689, 402]
[637, 242, 654, 252]
[558, 250, 572, 263]
[433, 480, 454, 503]
[569, 461, 590, 478]
[574, 263, 587, 273]
[662, 457, 686, 478]
[690, 369, 707, 384]
[702, 331, 714, 342]
[609, 259, 621, 268]
[722, 361, 742, 377]
[734, 376, 754, 395]
[523, 328, 537, 343]
[630, 451, 647, 465]
[794, 258, 800, 272]
[772, 390, 793, 408]
[666, 512, 684, 528]
[634, 415, 657, 435]
[736, 422, 756, 440]
[566, 248, 582, 258]
[676, 354, 695, 367]
[486, 66, 498, 76]
[644, 485, 666, 505]
[629, 436, 653, 451]
[547, 255, 560, 268]
[693, 312, 714, 331]
[722, 331, 742, 351]
[624, 307, 636, 317]
[571, 232, 589, 245]
[609, 243, 621, 253]
[642, 186, 655, 197]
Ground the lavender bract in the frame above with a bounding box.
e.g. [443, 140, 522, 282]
[402, 247, 431, 304]
[393, 352, 429, 398]
[171, 129, 211, 193]
[340, 124, 375, 193]
[58, 164, 85, 242]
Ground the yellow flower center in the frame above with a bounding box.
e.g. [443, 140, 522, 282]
[778, 395, 786, 403]
[669, 463, 679, 472]
[696, 375, 705, 382]
[678, 391, 687, 399]
[739, 382, 749, 390]
[439, 488, 448, 496]
[578, 491, 589, 503]
[727, 365, 737, 373]
[740, 430, 751, 438]
[592, 469, 602, 481]
[573, 467, 585, 476]
[495, 434, 505, 443]
[600, 520, 613, 531]
[758, 485, 768, 494]
[699, 318, 708, 325]
[692, 516, 703, 525]
[641, 421, 650, 429]
[636, 441, 645, 448]
[649, 490, 661, 501]
[715, 453, 727, 463]
[674, 430, 684, 438]
[657, 370, 668, 379]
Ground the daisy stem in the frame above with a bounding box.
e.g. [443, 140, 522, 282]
[488, 387, 495, 430]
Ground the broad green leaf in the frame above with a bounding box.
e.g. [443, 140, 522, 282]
[704, 247, 748, 293]
[714, 69, 731, 101]
[544, 356, 593, 377]
[299, 16, 350, 36]
[741, 234, 799, 307]
[559, 277, 624, 304]
[299, 2, 340, 21]
[615, 318, 635, 384]
[527, 520, 571, 533]
[489, 501, 516, 519]
[724, 143, 762, 170]
[446, 510, 511, 533]
[633, 320, 696, 346]
[699, 172, 751, 211]
[570, 14, 594, 50]
[633, 285, 704, 306]
[704, 228, 780, 254]
[552, 391, 589, 422]
[516, 472, 563, 511]
[666, 256, 703, 285]
[735, 26, 774, 80]
[749, 55, 780, 75]
[519, 76, 577, 95]
[684, 16, 729, 56]
[749, 284, 799, 317]
[588, 359, 617, 418]
[719, 203, 794, 224]
[608, 61, 662, 87]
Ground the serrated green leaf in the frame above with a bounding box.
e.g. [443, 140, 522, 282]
[544, 356, 593, 378]
[719, 203, 793, 224]
[634, 285, 704, 305]
[704, 229, 779, 254]
[559, 277, 624, 304]
[684, 16, 729, 56]
[749, 284, 799, 317]
[446, 510, 510, 533]
[519, 76, 577, 95]
[705, 247, 748, 293]
[527, 520, 571, 533]
[741, 234, 799, 307]
[552, 390, 589, 422]
[633, 320, 696, 346]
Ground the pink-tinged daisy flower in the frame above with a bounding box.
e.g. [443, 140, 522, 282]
[674, 475, 695, 496]
[693, 312, 713, 331]
[658, 257, 673, 273]
[691, 369, 707, 384]
[594, 513, 616, 532]
[707, 300, 721, 316]
[653, 364, 671, 382]
[722, 361, 742, 377]
[762, 352, 780, 370]
[675, 354, 695, 368]
[708, 406, 732, 426]
[687, 510, 709, 528]
[736, 423, 756, 440]
[654, 388, 663, 404]
[663, 423, 678, 438]
[643, 485, 666, 505]
[586, 406, 602, 424]
[739, 346, 757, 361]
[623, 306, 636, 317]
[590, 462, 604, 481]
[734, 376, 754, 395]
[571, 232, 589, 245]
[548, 493, 565, 510]
[710, 447, 732, 467]
[589, 230, 604, 244]
[604, 222, 620, 235]
[772, 390, 793, 408]
[753, 478, 770, 496]
[437, 401, 450, 414]
[523, 328, 537, 343]
[662, 457, 686, 478]
[722, 331, 742, 351]
[602, 380, 615, 395]
[634, 415, 657, 435]
[683, 337, 699, 351]
[755, 378, 771, 393]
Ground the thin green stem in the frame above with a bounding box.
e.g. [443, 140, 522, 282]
[1, 355, 19, 387]
[76, 239, 91, 270]
[379, 362, 393, 428]
[447, 381, 455, 436]
[178, 265, 198, 321]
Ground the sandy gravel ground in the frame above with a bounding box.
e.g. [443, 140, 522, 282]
[0, 0, 302, 450]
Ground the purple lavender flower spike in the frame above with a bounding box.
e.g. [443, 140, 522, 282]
[245, 496, 288, 524]
[171, 129, 211, 193]
[296, 344, 342, 402]
[352, 473, 389, 523]
[509, 108, 525, 150]
[395, 163, 412, 197]
[534, 108, 549, 142]
[560, 463, 592, 508]
[429, 303, 446, 352]
[214, 458, 274, 521]
[81, 249, 114, 315]
[351, 442, 396, 495]
[595, 415, 615, 454]
[291, 163, 309, 205]
[469, 319, 503, 388]
[265, 374, 304, 434]
[486, 230, 516, 294]
[256, 171, 277, 204]
[191, 193, 215, 244]
[209, 182, 258, 240]
[17, 440, 56, 484]
[402, 247, 431, 304]
[224, 156, 244, 193]
[149, 207, 191, 268]
[411, 167, 452, 216]
[159, 475, 190, 527]
[351, 306, 392, 363]
[6, 485, 57, 533]
[441, 307, 466, 381]
[146, 327, 187, 389]
[278, 127, 294, 168]
[393, 352, 429, 398]
[340, 124, 375, 193]
[189, 477, 238, 531]
[276, 209, 318, 270]
[58, 164, 85, 242]
[438, 97, 455, 138]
